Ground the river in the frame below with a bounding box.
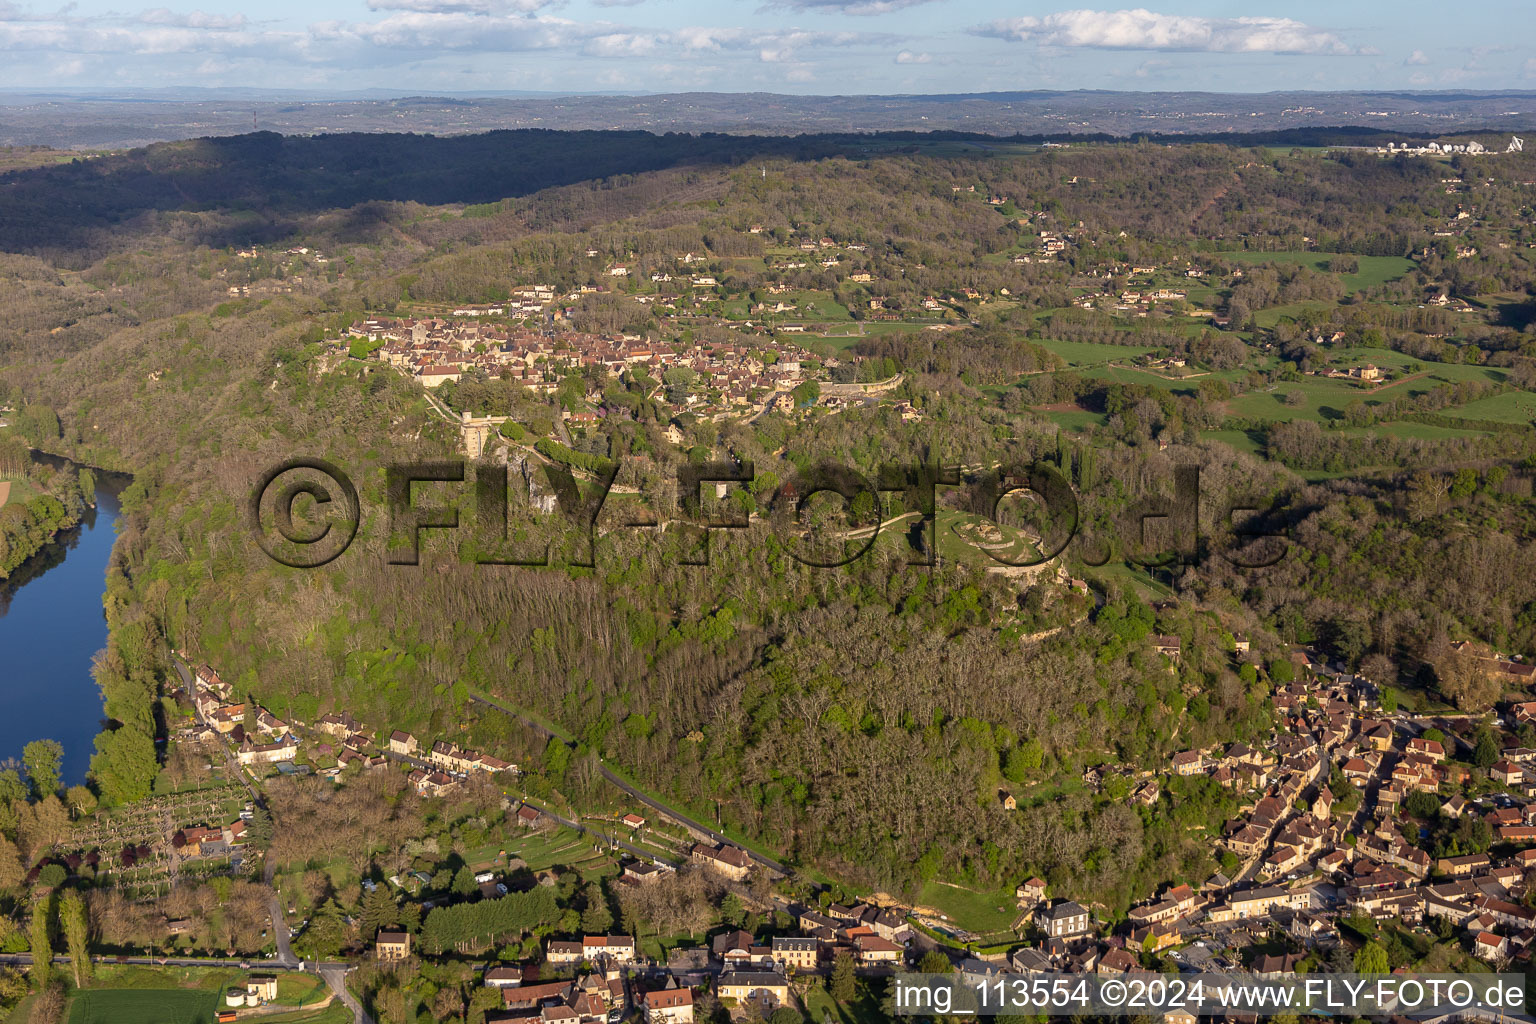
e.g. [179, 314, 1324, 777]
[0, 467, 124, 785]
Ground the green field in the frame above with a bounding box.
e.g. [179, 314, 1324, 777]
[1371, 421, 1491, 440]
[466, 826, 597, 872]
[1034, 338, 1161, 366]
[1223, 251, 1416, 292]
[1252, 300, 1333, 328]
[1039, 408, 1109, 433]
[67, 989, 218, 1024]
[934, 510, 1040, 569]
[246, 1003, 351, 1024]
[0, 474, 39, 508]
[915, 880, 1021, 934]
[802, 980, 891, 1024]
[1073, 363, 1237, 393]
[1222, 379, 1375, 423]
[1202, 429, 1266, 456]
[1443, 391, 1536, 424]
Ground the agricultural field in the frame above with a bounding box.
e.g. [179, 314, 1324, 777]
[1033, 338, 1161, 366]
[1201, 428, 1266, 456]
[66, 989, 218, 1024]
[1252, 300, 1334, 328]
[1040, 407, 1110, 433]
[466, 826, 603, 873]
[1222, 380, 1373, 423]
[1222, 251, 1417, 292]
[0, 475, 38, 508]
[1443, 391, 1536, 424]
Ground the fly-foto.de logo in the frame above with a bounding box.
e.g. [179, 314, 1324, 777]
[247, 456, 1291, 572]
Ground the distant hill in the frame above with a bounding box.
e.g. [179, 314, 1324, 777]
[0, 88, 1533, 150]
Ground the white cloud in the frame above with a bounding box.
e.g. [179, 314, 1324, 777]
[971, 9, 1360, 55]
[364, 0, 553, 14]
[765, 0, 934, 15]
[1404, 49, 1429, 66]
[670, 25, 889, 62]
[582, 30, 658, 56]
[309, 11, 601, 52]
[133, 8, 249, 30]
[894, 49, 929, 64]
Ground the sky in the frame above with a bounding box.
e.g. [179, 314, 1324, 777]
[0, 0, 1533, 94]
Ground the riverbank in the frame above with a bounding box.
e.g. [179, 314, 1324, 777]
[0, 460, 125, 784]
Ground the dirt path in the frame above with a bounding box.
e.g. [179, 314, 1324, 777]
[1193, 169, 1241, 223]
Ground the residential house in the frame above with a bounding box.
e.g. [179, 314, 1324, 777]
[547, 941, 585, 965]
[583, 935, 636, 963]
[716, 972, 788, 1011]
[1015, 877, 1048, 906]
[484, 966, 524, 988]
[855, 934, 904, 965]
[690, 843, 751, 881]
[640, 986, 694, 1024]
[1493, 761, 1524, 786]
[1038, 900, 1092, 938]
[377, 930, 411, 960]
[771, 937, 818, 971]
[238, 736, 299, 767]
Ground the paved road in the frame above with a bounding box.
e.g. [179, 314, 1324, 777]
[171, 659, 262, 806]
[322, 966, 374, 1024]
[0, 952, 345, 970]
[469, 693, 788, 874]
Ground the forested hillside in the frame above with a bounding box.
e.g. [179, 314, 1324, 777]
[2, 129, 1534, 916]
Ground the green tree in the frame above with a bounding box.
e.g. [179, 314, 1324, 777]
[1354, 940, 1389, 975]
[918, 949, 953, 974]
[1379, 688, 1398, 714]
[1474, 730, 1500, 769]
[830, 951, 857, 1001]
[63, 786, 95, 820]
[580, 883, 613, 934]
[27, 893, 51, 991]
[22, 741, 63, 799]
[0, 839, 19, 892]
[719, 892, 746, 929]
[359, 886, 400, 938]
[58, 890, 89, 988]
[246, 807, 274, 847]
[300, 900, 348, 960]
[89, 727, 158, 805]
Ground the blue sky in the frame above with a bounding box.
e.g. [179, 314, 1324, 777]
[0, 0, 1532, 93]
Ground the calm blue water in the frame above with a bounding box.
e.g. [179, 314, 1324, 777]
[0, 476, 122, 784]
